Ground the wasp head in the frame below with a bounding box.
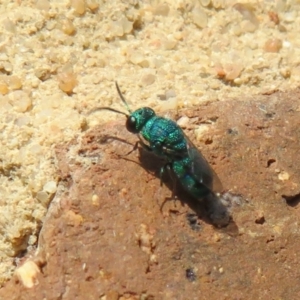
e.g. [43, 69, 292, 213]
[126, 107, 155, 133]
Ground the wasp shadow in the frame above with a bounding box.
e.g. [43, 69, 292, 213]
[136, 146, 239, 235]
[100, 135, 238, 234]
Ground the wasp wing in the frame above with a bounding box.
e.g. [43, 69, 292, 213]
[184, 133, 223, 194]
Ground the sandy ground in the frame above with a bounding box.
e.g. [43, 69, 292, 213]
[0, 0, 300, 291]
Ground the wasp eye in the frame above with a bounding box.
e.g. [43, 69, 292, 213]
[126, 116, 138, 133]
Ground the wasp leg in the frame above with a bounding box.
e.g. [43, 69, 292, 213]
[159, 163, 170, 187]
[151, 140, 187, 160]
[123, 141, 140, 156]
[159, 163, 177, 197]
[159, 163, 180, 212]
[124, 136, 153, 157]
[138, 136, 153, 152]
[161, 146, 187, 159]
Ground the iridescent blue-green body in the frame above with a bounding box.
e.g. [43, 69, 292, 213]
[130, 109, 230, 226]
[172, 157, 211, 199]
[91, 82, 230, 226]
[168, 139, 230, 227]
[130, 107, 188, 160]
[129, 107, 221, 201]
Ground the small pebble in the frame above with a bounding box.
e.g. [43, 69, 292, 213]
[278, 171, 290, 181]
[177, 116, 189, 127]
[165, 89, 176, 99]
[283, 11, 297, 23]
[129, 51, 149, 68]
[92, 194, 99, 206]
[57, 71, 78, 93]
[60, 19, 76, 36]
[0, 81, 9, 95]
[35, 68, 51, 81]
[280, 67, 291, 78]
[86, 0, 99, 12]
[43, 181, 57, 194]
[14, 116, 31, 126]
[71, 0, 86, 15]
[15, 261, 40, 288]
[234, 3, 258, 27]
[192, 6, 208, 28]
[157, 93, 166, 100]
[162, 39, 177, 50]
[140, 73, 156, 86]
[8, 76, 22, 90]
[224, 63, 243, 81]
[9, 91, 32, 112]
[153, 3, 170, 16]
[36, 191, 50, 206]
[120, 17, 133, 35]
[264, 38, 282, 53]
[269, 11, 280, 25]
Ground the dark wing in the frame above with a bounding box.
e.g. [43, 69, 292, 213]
[184, 133, 223, 194]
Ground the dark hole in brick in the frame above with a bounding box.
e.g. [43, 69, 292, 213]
[204, 138, 213, 145]
[267, 158, 276, 167]
[265, 112, 275, 118]
[186, 268, 196, 282]
[227, 128, 239, 135]
[255, 215, 265, 225]
[283, 192, 300, 207]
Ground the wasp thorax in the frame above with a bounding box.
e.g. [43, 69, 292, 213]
[126, 107, 155, 133]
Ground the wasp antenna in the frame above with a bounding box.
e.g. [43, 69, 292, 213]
[115, 81, 132, 114]
[87, 107, 128, 117]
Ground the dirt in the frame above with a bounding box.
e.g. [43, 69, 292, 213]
[0, 89, 299, 299]
[2, 0, 300, 287]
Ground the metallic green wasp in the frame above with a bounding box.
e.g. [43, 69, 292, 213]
[90, 82, 231, 226]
